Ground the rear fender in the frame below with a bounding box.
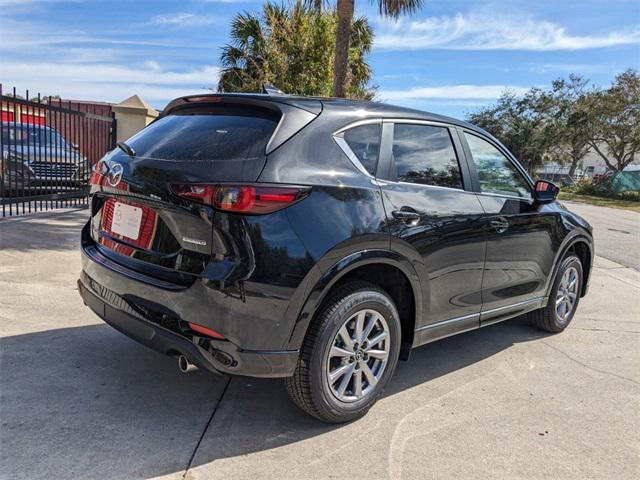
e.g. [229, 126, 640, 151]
[285, 248, 423, 351]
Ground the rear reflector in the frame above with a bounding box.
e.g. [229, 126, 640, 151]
[171, 184, 308, 214]
[188, 322, 226, 340]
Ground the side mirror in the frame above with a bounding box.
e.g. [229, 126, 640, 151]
[71, 143, 80, 151]
[534, 180, 559, 204]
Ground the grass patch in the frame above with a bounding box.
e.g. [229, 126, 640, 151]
[559, 192, 640, 213]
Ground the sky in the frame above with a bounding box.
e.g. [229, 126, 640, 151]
[1, 0, 639, 118]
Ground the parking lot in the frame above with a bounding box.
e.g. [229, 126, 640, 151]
[1, 203, 639, 480]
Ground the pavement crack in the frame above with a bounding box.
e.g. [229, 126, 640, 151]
[569, 327, 640, 334]
[578, 317, 640, 325]
[541, 341, 640, 387]
[182, 376, 232, 479]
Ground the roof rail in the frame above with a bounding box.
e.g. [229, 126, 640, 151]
[262, 83, 286, 96]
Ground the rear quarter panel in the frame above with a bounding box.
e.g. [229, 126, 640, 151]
[257, 109, 403, 349]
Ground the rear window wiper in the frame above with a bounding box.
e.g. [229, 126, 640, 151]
[116, 141, 136, 157]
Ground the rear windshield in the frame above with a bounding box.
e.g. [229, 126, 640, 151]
[126, 106, 279, 162]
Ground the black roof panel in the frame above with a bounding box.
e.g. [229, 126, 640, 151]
[163, 93, 481, 132]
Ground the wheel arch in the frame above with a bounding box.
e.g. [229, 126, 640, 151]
[286, 249, 422, 360]
[547, 234, 594, 298]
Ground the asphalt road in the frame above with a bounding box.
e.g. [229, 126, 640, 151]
[1, 207, 639, 480]
[561, 201, 640, 270]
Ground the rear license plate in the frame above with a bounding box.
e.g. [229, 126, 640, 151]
[111, 202, 142, 240]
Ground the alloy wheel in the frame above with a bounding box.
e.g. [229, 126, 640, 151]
[325, 309, 390, 403]
[555, 266, 579, 324]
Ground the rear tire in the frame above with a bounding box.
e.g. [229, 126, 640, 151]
[285, 281, 401, 423]
[529, 254, 583, 333]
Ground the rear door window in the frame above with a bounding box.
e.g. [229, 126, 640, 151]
[126, 107, 279, 162]
[391, 124, 463, 189]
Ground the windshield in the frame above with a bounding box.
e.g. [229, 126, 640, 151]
[1, 125, 69, 148]
[125, 106, 279, 162]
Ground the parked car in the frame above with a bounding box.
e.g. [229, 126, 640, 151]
[535, 164, 579, 187]
[78, 93, 594, 423]
[536, 172, 576, 187]
[1, 124, 87, 193]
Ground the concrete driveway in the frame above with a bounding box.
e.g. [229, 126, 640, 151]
[1, 206, 638, 480]
[561, 201, 640, 270]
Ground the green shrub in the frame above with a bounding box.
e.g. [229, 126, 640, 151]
[561, 176, 640, 202]
[574, 178, 599, 195]
[618, 191, 640, 202]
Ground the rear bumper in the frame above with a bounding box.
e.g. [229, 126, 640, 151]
[78, 268, 300, 378]
[78, 279, 222, 374]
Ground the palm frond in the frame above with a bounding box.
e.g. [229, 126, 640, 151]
[350, 16, 374, 52]
[377, 0, 423, 19]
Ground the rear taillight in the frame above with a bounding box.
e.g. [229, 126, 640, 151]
[171, 184, 308, 214]
[89, 160, 107, 186]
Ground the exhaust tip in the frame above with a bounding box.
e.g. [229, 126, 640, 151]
[178, 355, 198, 373]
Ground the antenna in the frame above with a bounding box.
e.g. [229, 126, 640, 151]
[262, 83, 286, 95]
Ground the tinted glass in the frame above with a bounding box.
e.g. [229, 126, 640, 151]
[2, 126, 67, 147]
[126, 108, 278, 162]
[392, 124, 462, 188]
[343, 123, 381, 175]
[464, 133, 532, 199]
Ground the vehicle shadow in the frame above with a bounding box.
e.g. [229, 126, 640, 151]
[0, 316, 550, 480]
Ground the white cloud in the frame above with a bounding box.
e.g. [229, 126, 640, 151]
[0, 0, 83, 5]
[149, 12, 218, 28]
[525, 63, 609, 75]
[375, 11, 640, 51]
[0, 16, 211, 49]
[0, 9, 222, 108]
[1, 61, 221, 106]
[2, 62, 220, 86]
[377, 84, 530, 102]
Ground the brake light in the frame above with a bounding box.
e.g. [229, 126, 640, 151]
[188, 322, 226, 340]
[171, 184, 308, 214]
[185, 96, 222, 103]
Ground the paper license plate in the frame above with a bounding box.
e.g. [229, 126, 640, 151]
[111, 202, 142, 240]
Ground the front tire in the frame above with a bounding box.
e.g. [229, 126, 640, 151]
[529, 254, 583, 333]
[285, 281, 401, 423]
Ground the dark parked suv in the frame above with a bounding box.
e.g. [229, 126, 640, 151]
[79, 93, 593, 422]
[1, 124, 87, 192]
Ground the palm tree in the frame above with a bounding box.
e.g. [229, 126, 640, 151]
[219, 2, 375, 99]
[333, 0, 423, 97]
[218, 10, 270, 93]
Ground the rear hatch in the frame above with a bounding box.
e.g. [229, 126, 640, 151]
[87, 96, 318, 286]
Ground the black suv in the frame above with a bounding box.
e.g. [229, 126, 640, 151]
[79, 93, 593, 423]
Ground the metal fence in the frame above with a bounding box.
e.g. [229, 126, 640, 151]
[1, 85, 116, 217]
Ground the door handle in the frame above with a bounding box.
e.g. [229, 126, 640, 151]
[490, 219, 509, 233]
[392, 210, 421, 221]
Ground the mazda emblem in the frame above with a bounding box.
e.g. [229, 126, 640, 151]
[107, 163, 123, 187]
